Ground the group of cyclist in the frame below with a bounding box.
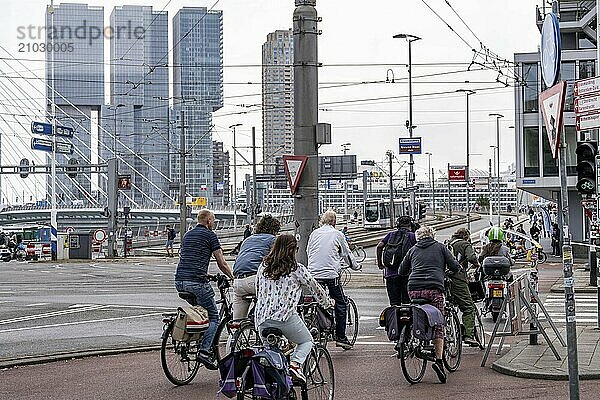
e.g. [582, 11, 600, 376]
[174, 209, 356, 383]
[375, 217, 514, 383]
[173, 208, 515, 385]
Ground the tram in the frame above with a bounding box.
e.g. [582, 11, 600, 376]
[363, 198, 409, 230]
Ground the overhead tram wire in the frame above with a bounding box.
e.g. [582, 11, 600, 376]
[0, 67, 113, 207]
[118, 0, 173, 61]
[124, 0, 222, 97]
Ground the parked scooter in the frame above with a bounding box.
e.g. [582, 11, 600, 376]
[482, 256, 512, 323]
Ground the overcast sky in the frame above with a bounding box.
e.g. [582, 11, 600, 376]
[1, 0, 542, 198]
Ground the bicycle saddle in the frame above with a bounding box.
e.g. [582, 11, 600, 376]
[177, 291, 197, 305]
[411, 298, 431, 305]
[262, 327, 283, 338]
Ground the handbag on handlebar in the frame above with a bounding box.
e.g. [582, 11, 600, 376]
[172, 305, 209, 341]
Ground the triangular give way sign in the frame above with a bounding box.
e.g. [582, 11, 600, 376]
[283, 155, 308, 195]
[539, 80, 566, 159]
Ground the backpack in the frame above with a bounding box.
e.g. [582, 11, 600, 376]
[382, 229, 410, 270]
[167, 228, 176, 240]
[412, 304, 444, 341]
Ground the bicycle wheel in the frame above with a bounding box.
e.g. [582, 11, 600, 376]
[340, 267, 351, 287]
[160, 321, 201, 385]
[231, 320, 260, 352]
[303, 307, 325, 346]
[473, 308, 486, 350]
[345, 297, 359, 346]
[302, 345, 334, 400]
[351, 246, 366, 264]
[213, 318, 232, 362]
[538, 251, 547, 264]
[398, 325, 427, 384]
[443, 309, 462, 372]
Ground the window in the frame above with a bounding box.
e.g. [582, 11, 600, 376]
[579, 60, 595, 79]
[542, 127, 558, 176]
[523, 63, 538, 112]
[564, 126, 577, 175]
[561, 62, 576, 111]
[524, 127, 539, 177]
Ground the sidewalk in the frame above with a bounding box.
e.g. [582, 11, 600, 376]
[492, 267, 600, 380]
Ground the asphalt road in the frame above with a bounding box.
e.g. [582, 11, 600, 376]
[0, 218, 520, 363]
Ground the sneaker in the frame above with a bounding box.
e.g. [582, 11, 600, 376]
[463, 335, 479, 347]
[289, 363, 306, 384]
[335, 337, 353, 350]
[197, 350, 218, 370]
[431, 361, 447, 384]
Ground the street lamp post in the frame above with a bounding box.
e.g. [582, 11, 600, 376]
[394, 33, 421, 218]
[425, 152, 432, 213]
[457, 89, 475, 231]
[342, 143, 351, 216]
[229, 123, 242, 229]
[490, 113, 504, 226]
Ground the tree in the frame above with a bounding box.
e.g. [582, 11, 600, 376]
[476, 195, 490, 209]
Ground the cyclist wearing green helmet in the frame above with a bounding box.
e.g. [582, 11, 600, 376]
[478, 227, 514, 266]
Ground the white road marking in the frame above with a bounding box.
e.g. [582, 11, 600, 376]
[0, 305, 107, 325]
[358, 316, 379, 321]
[24, 303, 50, 307]
[0, 312, 163, 333]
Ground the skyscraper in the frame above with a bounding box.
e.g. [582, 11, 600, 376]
[106, 5, 170, 206]
[45, 3, 104, 206]
[262, 29, 294, 174]
[173, 7, 223, 206]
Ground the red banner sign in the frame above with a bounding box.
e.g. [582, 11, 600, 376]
[448, 165, 466, 182]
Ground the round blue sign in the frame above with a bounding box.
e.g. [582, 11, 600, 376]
[541, 12, 561, 88]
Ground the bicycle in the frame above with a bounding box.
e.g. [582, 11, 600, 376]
[393, 287, 462, 383]
[348, 241, 366, 263]
[160, 274, 235, 385]
[299, 290, 359, 348]
[236, 327, 335, 400]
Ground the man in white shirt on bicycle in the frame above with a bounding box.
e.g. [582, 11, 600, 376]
[307, 210, 356, 349]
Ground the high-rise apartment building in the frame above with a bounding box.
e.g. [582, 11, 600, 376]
[173, 7, 223, 206]
[45, 3, 104, 206]
[262, 29, 294, 174]
[105, 5, 170, 206]
[212, 141, 230, 206]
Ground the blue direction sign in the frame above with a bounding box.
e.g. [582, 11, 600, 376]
[31, 137, 74, 154]
[399, 137, 422, 155]
[31, 137, 53, 153]
[31, 121, 74, 138]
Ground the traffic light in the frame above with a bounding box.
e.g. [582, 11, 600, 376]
[18, 158, 30, 179]
[117, 175, 132, 190]
[66, 158, 79, 179]
[418, 203, 427, 220]
[576, 141, 597, 196]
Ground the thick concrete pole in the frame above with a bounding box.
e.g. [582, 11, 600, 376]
[293, 0, 319, 265]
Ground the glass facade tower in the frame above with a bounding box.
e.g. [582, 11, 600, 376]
[173, 7, 224, 206]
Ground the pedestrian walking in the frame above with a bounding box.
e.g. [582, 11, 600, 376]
[165, 225, 176, 257]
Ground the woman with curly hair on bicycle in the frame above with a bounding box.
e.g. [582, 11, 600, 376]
[255, 234, 331, 383]
[232, 214, 281, 320]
